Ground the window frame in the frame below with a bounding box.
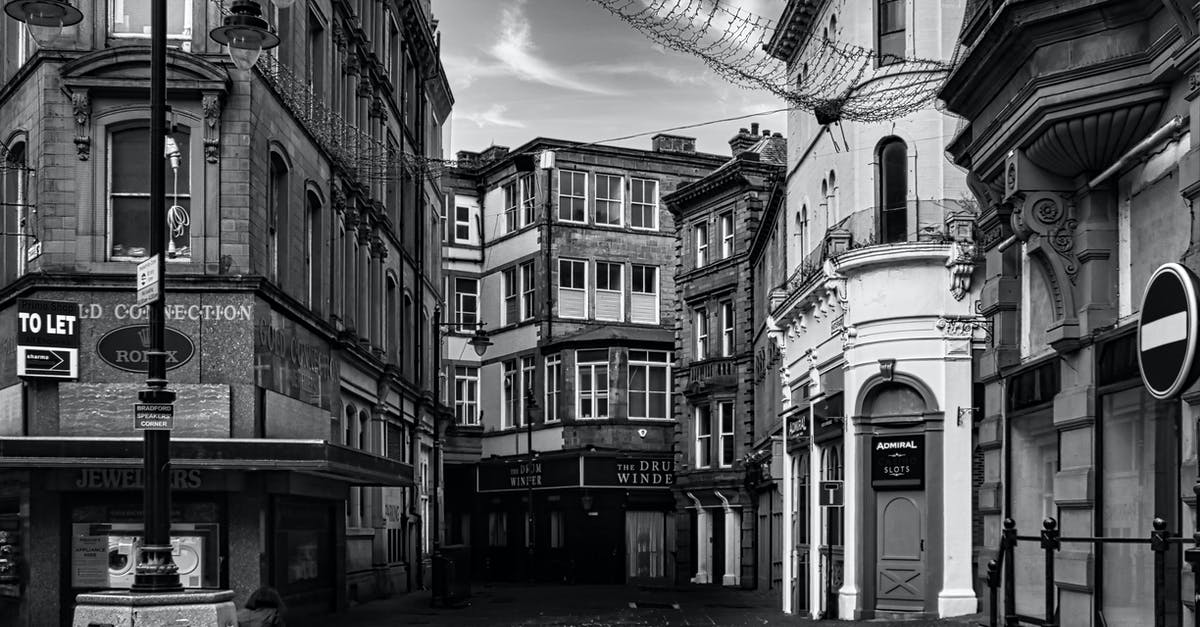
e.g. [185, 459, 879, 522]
[557, 170, 587, 224]
[109, 0, 194, 40]
[454, 366, 480, 425]
[628, 350, 672, 420]
[695, 307, 709, 360]
[718, 400, 735, 468]
[107, 123, 195, 262]
[720, 212, 734, 259]
[594, 172, 624, 227]
[594, 261, 624, 322]
[695, 405, 712, 468]
[520, 261, 536, 321]
[630, 265, 659, 325]
[629, 178, 659, 231]
[557, 257, 588, 319]
[502, 266, 518, 326]
[721, 301, 734, 357]
[545, 354, 561, 423]
[576, 354, 610, 420]
[695, 222, 709, 268]
[454, 277, 478, 327]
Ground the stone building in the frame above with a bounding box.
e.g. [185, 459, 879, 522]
[940, 1, 1200, 624]
[0, 0, 450, 624]
[763, 0, 981, 619]
[440, 136, 725, 585]
[664, 125, 785, 590]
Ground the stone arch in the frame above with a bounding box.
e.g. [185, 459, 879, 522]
[853, 371, 939, 417]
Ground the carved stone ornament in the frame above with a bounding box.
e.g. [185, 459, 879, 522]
[332, 184, 346, 214]
[936, 316, 992, 344]
[878, 358, 896, 381]
[72, 91, 91, 160]
[332, 22, 345, 50]
[202, 93, 221, 163]
[1010, 192, 1080, 284]
[946, 241, 977, 301]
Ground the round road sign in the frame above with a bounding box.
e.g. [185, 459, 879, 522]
[1139, 263, 1200, 399]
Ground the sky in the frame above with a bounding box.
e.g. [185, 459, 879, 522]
[432, 0, 789, 159]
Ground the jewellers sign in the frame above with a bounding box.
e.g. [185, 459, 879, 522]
[96, 325, 195, 372]
[871, 434, 925, 489]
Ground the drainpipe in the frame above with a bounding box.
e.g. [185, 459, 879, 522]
[995, 115, 1186, 253]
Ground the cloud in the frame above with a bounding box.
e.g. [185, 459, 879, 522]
[457, 104, 527, 129]
[489, 0, 618, 95]
[583, 61, 712, 87]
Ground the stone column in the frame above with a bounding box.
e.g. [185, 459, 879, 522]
[688, 493, 711, 584]
[716, 491, 741, 586]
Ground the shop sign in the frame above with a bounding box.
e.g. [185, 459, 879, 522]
[583, 457, 674, 488]
[1138, 262, 1200, 399]
[871, 434, 925, 489]
[477, 456, 579, 492]
[96, 325, 195, 372]
[16, 298, 80, 380]
[72, 468, 203, 490]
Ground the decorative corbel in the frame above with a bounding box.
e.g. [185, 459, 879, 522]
[1010, 193, 1080, 284]
[72, 91, 91, 160]
[878, 358, 896, 381]
[822, 258, 848, 304]
[946, 240, 977, 301]
[202, 93, 221, 163]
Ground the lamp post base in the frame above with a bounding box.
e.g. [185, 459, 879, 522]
[72, 589, 237, 627]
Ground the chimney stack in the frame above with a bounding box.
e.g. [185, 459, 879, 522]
[729, 126, 757, 156]
[651, 134, 696, 154]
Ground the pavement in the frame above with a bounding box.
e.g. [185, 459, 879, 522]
[289, 583, 989, 626]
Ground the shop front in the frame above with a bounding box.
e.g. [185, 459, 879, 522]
[467, 451, 675, 585]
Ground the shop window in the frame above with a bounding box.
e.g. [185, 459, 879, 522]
[488, 511, 508, 547]
[1009, 411, 1057, 617]
[108, 125, 192, 261]
[821, 445, 843, 546]
[549, 511, 565, 548]
[629, 350, 671, 420]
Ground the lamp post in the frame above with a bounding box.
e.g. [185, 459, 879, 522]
[431, 321, 490, 606]
[524, 386, 537, 582]
[5, 0, 278, 596]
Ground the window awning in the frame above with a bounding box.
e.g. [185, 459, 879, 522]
[0, 437, 412, 487]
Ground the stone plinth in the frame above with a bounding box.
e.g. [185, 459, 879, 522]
[72, 590, 237, 627]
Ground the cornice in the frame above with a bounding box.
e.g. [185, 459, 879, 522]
[831, 242, 952, 274]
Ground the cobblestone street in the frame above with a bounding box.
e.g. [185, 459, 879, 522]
[290, 583, 987, 626]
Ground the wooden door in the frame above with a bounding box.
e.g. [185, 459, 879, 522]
[875, 492, 924, 612]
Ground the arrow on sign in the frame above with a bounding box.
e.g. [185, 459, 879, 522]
[22, 348, 70, 375]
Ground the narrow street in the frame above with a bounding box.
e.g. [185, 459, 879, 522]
[291, 583, 987, 626]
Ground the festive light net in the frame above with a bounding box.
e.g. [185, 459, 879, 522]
[588, 0, 952, 123]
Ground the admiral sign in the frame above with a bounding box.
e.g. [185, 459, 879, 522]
[16, 299, 80, 379]
[1138, 263, 1200, 399]
[871, 434, 925, 489]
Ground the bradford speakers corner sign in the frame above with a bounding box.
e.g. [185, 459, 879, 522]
[1138, 263, 1200, 399]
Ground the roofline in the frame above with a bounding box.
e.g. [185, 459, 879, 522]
[456, 137, 730, 177]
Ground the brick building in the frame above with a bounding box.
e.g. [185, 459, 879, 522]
[0, 0, 450, 624]
[440, 135, 724, 585]
[664, 126, 785, 590]
[940, 1, 1200, 624]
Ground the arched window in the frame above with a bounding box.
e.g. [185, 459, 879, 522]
[268, 152, 290, 284]
[829, 15, 837, 40]
[305, 189, 322, 309]
[344, 405, 355, 447]
[878, 137, 908, 243]
[359, 409, 369, 451]
[821, 444, 844, 545]
[877, 0, 905, 65]
[386, 275, 399, 363]
[403, 293, 415, 379]
[827, 170, 837, 220]
[2, 141, 28, 282]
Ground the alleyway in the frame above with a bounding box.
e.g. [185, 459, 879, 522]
[290, 583, 988, 626]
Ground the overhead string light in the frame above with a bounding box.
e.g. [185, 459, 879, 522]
[588, 0, 953, 124]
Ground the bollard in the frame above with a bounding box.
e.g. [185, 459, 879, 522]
[987, 559, 1000, 627]
[1041, 517, 1059, 627]
[1152, 517, 1169, 627]
[1003, 518, 1017, 627]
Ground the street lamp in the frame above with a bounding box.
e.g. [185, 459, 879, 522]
[4, 0, 278, 595]
[209, 0, 280, 71]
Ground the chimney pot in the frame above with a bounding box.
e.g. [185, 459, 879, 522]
[750, 122, 759, 135]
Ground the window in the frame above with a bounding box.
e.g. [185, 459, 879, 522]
[455, 278, 478, 327]
[630, 178, 658, 230]
[268, 152, 288, 281]
[576, 349, 609, 420]
[630, 265, 659, 325]
[695, 308, 709, 360]
[549, 511, 565, 548]
[306, 10, 328, 103]
[109, 0, 193, 39]
[595, 173, 623, 226]
[1, 143, 28, 283]
[521, 355, 536, 421]
[558, 170, 586, 222]
[521, 173, 537, 225]
[109, 126, 192, 261]
[305, 191, 322, 309]
[503, 360, 520, 428]
[877, 0, 905, 65]
[720, 212, 734, 259]
[558, 258, 587, 319]
[488, 511, 508, 547]
[520, 262, 536, 321]
[455, 366, 479, 425]
[721, 301, 734, 357]
[595, 261, 623, 322]
[629, 350, 670, 420]
[694, 222, 709, 268]
[455, 206, 471, 242]
[718, 401, 735, 467]
[695, 405, 712, 468]
[504, 179, 520, 233]
[503, 267, 518, 325]
[878, 138, 908, 244]
[545, 355, 561, 422]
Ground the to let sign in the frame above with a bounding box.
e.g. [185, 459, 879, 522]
[134, 403, 174, 430]
[871, 434, 925, 489]
[1138, 263, 1200, 399]
[818, 480, 843, 507]
[16, 299, 80, 380]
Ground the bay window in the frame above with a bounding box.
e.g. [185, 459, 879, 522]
[629, 350, 670, 420]
[545, 354, 561, 422]
[576, 349, 609, 420]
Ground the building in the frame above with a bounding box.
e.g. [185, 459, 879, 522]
[440, 135, 725, 586]
[0, 0, 450, 624]
[664, 125, 786, 590]
[763, 0, 981, 619]
[940, 0, 1200, 624]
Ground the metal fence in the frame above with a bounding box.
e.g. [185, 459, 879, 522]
[985, 517, 1200, 627]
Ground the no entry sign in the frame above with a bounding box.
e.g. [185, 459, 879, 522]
[1139, 263, 1200, 399]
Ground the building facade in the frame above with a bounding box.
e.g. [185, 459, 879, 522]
[440, 136, 725, 586]
[764, 0, 980, 619]
[665, 126, 786, 590]
[940, 1, 1200, 625]
[0, 0, 450, 624]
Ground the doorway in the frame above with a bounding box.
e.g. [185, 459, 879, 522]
[875, 491, 925, 612]
[626, 511, 668, 584]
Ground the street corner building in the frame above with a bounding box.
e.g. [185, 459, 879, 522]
[0, 0, 452, 624]
[439, 135, 727, 586]
[664, 125, 787, 593]
[939, 1, 1200, 626]
[760, 0, 983, 620]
